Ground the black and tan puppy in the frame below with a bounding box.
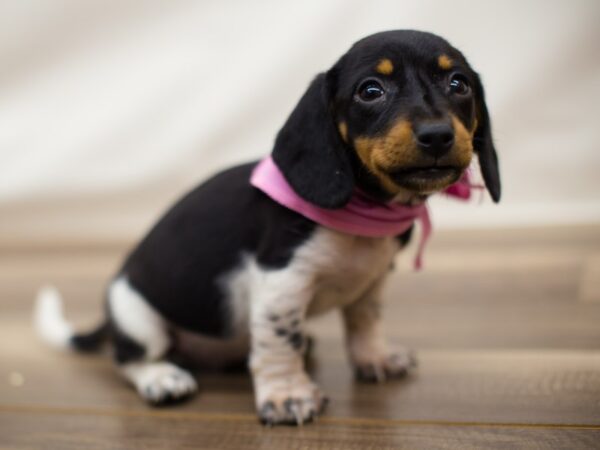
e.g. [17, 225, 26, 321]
[35, 30, 500, 426]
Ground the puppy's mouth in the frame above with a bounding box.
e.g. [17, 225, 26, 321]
[388, 165, 462, 192]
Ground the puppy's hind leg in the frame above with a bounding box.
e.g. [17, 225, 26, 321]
[108, 276, 197, 405]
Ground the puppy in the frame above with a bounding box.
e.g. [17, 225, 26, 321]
[35, 30, 500, 426]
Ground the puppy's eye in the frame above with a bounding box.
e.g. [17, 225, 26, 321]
[357, 80, 385, 102]
[448, 74, 471, 95]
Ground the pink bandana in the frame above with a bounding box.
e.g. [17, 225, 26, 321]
[250, 157, 475, 269]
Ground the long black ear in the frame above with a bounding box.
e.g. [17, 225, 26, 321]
[473, 74, 501, 203]
[272, 72, 354, 209]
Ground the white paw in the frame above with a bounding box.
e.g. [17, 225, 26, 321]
[255, 376, 328, 426]
[124, 362, 198, 405]
[353, 348, 417, 383]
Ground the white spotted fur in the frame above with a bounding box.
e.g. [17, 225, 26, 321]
[108, 276, 169, 360]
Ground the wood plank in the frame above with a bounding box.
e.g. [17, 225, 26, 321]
[2, 324, 600, 425]
[426, 224, 600, 250]
[0, 224, 597, 253]
[580, 254, 600, 303]
[1, 409, 599, 450]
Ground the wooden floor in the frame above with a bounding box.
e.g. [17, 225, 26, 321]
[1, 225, 600, 449]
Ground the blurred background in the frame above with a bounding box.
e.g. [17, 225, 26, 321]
[1, 0, 599, 245]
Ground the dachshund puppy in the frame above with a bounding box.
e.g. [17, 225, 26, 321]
[35, 30, 500, 426]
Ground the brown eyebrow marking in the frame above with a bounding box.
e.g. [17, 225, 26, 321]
[338, 121, 348, 142]
[375, 58, 394, 75]
[438, 54, 453, 70]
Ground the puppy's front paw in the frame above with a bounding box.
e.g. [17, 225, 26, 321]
[354, 348, 417, 383]
[131, 362, 198, 405]
[256, 379, 328, 426]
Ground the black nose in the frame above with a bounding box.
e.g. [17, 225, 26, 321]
[414, 122, 454, 158]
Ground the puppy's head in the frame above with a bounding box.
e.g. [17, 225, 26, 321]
[272, 30, 500, 208]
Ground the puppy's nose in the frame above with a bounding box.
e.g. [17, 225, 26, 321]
[414, 122, 454, 158]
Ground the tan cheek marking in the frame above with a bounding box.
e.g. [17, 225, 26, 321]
[375, 58, 394, 75]
[354, 137, 376, 172]
[370, 120, 414, 169]
[438, 54, 453, 70]
[451, 115, 474, 167]
[354, 119, 420, 194]
[338, 121, 348, 143]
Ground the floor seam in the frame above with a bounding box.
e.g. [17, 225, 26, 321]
[1, 404, 598, 430]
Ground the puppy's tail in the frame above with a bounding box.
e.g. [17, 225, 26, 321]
[33, 285, 109, 353]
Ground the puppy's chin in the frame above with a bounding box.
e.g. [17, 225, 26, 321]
[388, 166, 463, 195]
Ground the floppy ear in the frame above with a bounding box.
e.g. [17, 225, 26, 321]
[272, 72, 354, 209]
[472, 74, 501, 203]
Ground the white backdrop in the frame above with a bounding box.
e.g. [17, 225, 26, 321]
[1, 0, 599, 243]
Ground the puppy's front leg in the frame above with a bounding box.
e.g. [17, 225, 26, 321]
[249, 275, 326, 426]
[343, 277, 417, 383]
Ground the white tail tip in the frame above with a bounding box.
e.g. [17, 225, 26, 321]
[33, 285, 74, 350]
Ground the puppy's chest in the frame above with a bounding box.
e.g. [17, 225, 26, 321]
[223, 228, 400, 333]
[304, 229, 399, 316]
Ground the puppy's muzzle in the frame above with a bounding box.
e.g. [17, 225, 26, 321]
[387, 119, 463, 191]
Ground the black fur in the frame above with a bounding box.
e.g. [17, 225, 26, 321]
[69, 321, 110, 352]
[472, 75, 501, 202]
[396, 225, 415, 247]
[272, 74, 355, 209]
[121, 162, 316, 337]
[288, 332, 304, 351]
[112, 322, 146, 364]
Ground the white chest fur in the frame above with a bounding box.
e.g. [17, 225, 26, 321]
[305, 228, 399, 316]
[223, 227, 400, 333]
